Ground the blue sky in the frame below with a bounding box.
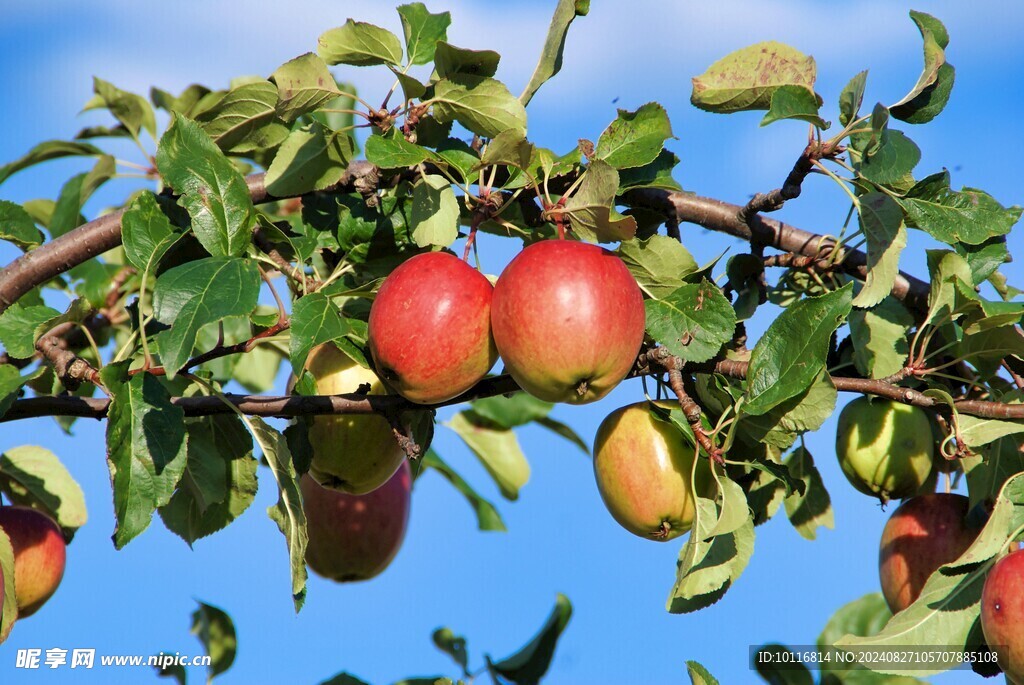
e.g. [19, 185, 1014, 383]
[1, 1, 1023, 683]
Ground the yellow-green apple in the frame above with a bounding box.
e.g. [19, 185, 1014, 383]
[491, 240, 645, 404]
[878, 493, 979, 613]
[368, 252, 497, 404]
[835, 397, 934, 503]
[982, 548, 1024, 685]
[301, 461, 411, 582]
[305, 343, 406, 494]
[593, 401, 712, 541]
[0, 506, 66, 617]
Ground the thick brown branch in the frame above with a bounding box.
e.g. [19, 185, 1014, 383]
[35, 333, 102, 390]
[736, 140, 841, 224]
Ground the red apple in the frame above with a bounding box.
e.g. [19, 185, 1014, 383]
[982, 548, 1024, 684]
[0, 506, 66, 617]
[491, 240, 645, 404]
[593, 401, 712, 541]
[301, 460, 411, 582]
[878, 493, 979, 614]
[304, 343, 407, 494]
[368, 251, 497, 404]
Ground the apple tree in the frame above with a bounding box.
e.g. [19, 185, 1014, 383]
[0, 1, 1023, 683]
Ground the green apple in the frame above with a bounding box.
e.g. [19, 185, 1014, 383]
[593, 401, 712, 541]
[305, 343, 406, 495]
[835, 397, 934, 503]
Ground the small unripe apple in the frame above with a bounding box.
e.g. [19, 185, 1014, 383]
[301, 461, 411, 582]
[982, 548, 1024, 685]
[593, 401, 712, 541]
[368, 252, 497, 404]
[878, 493, 979, 614]
[0, 506, 66, 617]
[305, 343, 406, 494]
[491, 240, 645, 404]
[835, 397, 934, 503]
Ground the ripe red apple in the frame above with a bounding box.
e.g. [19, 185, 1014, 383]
[491, 240, 645, 404]
[835, 397, 934, 503]
[982, 548, 1024, 684]
[368, 251, 497, 404]
[593, 401, 712, 541]
[304, 343, 407, 494]
[0, 506, 66, 617]
[301, 460, 411, 582]
[878, 493, 979, 614]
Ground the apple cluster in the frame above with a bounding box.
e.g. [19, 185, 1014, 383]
[0, 505, 67, 632]
[834, 397, 1023, 682]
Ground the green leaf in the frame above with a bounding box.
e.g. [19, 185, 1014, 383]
[890, 11, 948, 114]
[311, 81, 358, 132]
[595, 102, 673, 169]
[617, 149, 682, 192]
[471, 393, 552, 428]
[0, 366, 44, 419]
[668, 510, 754, 613]
[101, 365, 188, 549]
[898, 171, 1022, 247]
[691, 41, 816, 114]
[192, 601, 237, 680]
[152, 257, 261, 377]
[0, 200, 43, 249]
[848, 297, 913, 379]
[390, 68, 427, 101]
[486, 594, 573, 685]
[431, 74, 527, 138]
[432, 627, 469, 673]
[849, 127, 920, 191]
[121, 191, 180, 274]
[151, 83, 213, 117]
[271, 53, 342, 123]
[478, 129, 533, 170]
[397, 3, 451, 65]
[617, 235, 697, 298]
[445, 410, 530, 501]
[410, 174, 459, 248]
[156, 115, 255, 257]
[738, 369, 837, 450]
[744, 283, 852, 415]
[519, 0, 588, 106]
[852, 192, 907, 308]
[265, 123, 353, 197]
[50, 155, 116, 237]
[249, 416, 307, 612]
[760, 85, 827, 129]
[685, 661, 720, 685]
[923, 250, 973, 328]
[834, 473, 1024, 676]
[196, 80, 288, 153]
[0, 302, 60, 358]
[959, 413, 1024, 449]
[289, 292, 352, 374]
[0, 445, 88, 536]
[318, 20, 403, 67]
[563, 159, 637, 242]
[423, 450, 506, 532]
[365, 131, 432, 169]
[433, 41, 500, 79]
[159, 415, 258, 545]
[644, 280, 736, 363]
[783, 446, 833, 541]
[838, 70, 868, 126]
[0, 140, 103, 187]
[320, 674, 372, 685]
[893, 62, 955, 126]
[0, 529, 17, 644]
[83, 77, 157, 137]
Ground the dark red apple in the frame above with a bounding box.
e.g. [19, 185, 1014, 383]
[491, 240, 645, 404]
[593, 401, 712, 541]
[301, 460, 411, 582]
[0, 506, 66, 617]
[878, 493, 979, 614]
[368, 251, 497, 404]
[982, 548, 1024, 684]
